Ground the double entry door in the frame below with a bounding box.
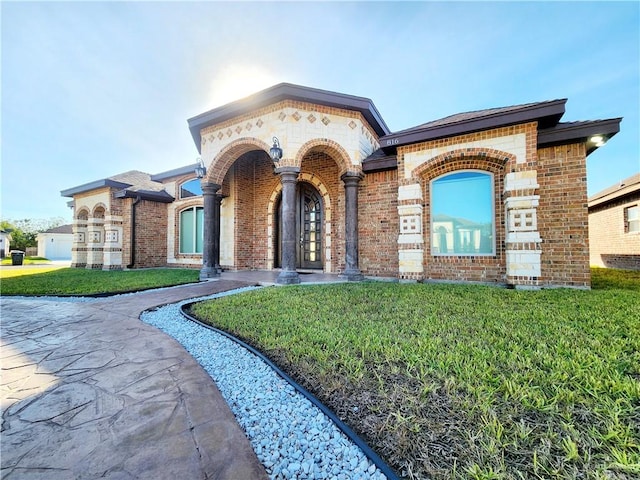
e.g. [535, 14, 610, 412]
[276, 183, 323, 270]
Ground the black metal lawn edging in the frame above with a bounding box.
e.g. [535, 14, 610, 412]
[180, 301, 400, 480]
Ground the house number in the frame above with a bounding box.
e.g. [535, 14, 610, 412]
[386, 138, 399, 146]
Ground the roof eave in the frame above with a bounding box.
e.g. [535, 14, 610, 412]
[114, 189, 175, 203]
[537, 118, 622, 155]
[151, 163, 200, 182]
[61, 179, 133, 198]
[378, 99, 567, 151]
[187, 83, 390, 153]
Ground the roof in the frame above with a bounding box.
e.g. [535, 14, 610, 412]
[151, 163, 200, 181]
[42, 224, 74, 234]
[378, 99, 567, 150]
[61, 170, 170, 202]
[365, 99, 621, 172]
[588, 173, 640, 209]
[187, 83, 390, 153]
[538, 119, 622, 155]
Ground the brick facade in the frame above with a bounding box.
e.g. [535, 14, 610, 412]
[359, 169, 399, 277]
[62, 83, 621, 287]
[537, 144, 591, 287]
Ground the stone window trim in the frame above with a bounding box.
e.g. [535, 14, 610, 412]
[178, 205, 204, 255]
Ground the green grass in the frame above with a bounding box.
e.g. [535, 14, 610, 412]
[190, 268, 640, 479]
[0, 267, 200, 295]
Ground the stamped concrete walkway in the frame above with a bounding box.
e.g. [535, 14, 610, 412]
[1, 280, 269, 480]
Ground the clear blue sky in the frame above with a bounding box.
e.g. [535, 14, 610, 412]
[2, 1, 638, 222]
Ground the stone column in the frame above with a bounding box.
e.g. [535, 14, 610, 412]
[276, 167, 301, 285]
[340, 172, 364, 281]
[200, 182, 222, 280]
[71, 215, 88, 268]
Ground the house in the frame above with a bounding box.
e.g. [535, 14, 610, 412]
[61, 83, 622, 288]
[36, 224, 74, 260]
[588, 173, 640, 270]
[0, 230, 12, 258]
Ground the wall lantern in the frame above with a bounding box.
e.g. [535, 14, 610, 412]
[269, 137, 283, 163]
[194, 157, 207, 179]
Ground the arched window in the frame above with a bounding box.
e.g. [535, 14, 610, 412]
[180, 179, 203, 199]
[431, 171, 494, 255]
[179, 206, 204, 254]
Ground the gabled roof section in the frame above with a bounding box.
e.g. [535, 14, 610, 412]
[42, 224, 74, 234]
[588, 173, 640, 209]
[187, 83, 391, 153]
[61, 170, 166, 198]
[378, 99, 567, 151]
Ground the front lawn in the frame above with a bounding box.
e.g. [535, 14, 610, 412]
[0, 267, 200, 295]
[190, 269, 640, 479]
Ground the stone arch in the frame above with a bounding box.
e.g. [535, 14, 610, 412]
[413, 148, 515, 180]
[266, 172, 333, 272]
[76, 208, 89, 220]
[206, 137, 272, 185]
[295, 138, 356, 177]
[91, 204, 108, 218]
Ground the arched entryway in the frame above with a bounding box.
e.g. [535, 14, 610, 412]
[274, 182, 323, 270]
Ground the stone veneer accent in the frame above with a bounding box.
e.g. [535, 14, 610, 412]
[397, 124, 537, 285]
[200, 100, 376, 185]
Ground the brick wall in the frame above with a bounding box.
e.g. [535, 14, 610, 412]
[359, 169, 399, 277]
[589, 193, 640, 269]
[233, 152, 280, 270]
[537, 143, 591, 287]
[132, 199, 168, 267]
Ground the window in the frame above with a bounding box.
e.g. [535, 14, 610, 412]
[179, 206, 204, 253]
[180, 179, 203, 199]
[625, 205, 639, 233]
[431, 171, 494, 255]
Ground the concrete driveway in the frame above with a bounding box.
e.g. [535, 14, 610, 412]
[1, 281, 268, 479]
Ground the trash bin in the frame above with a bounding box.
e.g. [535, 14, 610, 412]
[11, 250, 25, 266]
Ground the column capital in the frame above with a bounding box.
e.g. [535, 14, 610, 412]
[201, 182, 221, 195]
[340, 171, 365, 183]
[274, 166, 300, 176]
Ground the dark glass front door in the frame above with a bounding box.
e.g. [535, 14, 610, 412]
[299, 184, 322, 269]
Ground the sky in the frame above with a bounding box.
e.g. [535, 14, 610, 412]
[2, 1, 639, 222]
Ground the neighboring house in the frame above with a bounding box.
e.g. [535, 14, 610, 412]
[61, 83, 622, 288]
[0, 230, 12, 258]
[588, 173, 640, 270]
[37, 224, 74, 260]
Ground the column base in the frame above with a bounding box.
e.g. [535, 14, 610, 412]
[200, 266, 221, 280]
[276, 270, 301, 285]
[339, 269, 364, 282]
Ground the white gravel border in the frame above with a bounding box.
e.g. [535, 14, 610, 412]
[141, 287, 388, 480]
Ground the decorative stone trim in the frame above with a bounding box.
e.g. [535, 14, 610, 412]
[294, 139, 355, 177]
[206, 137, 272, 185]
